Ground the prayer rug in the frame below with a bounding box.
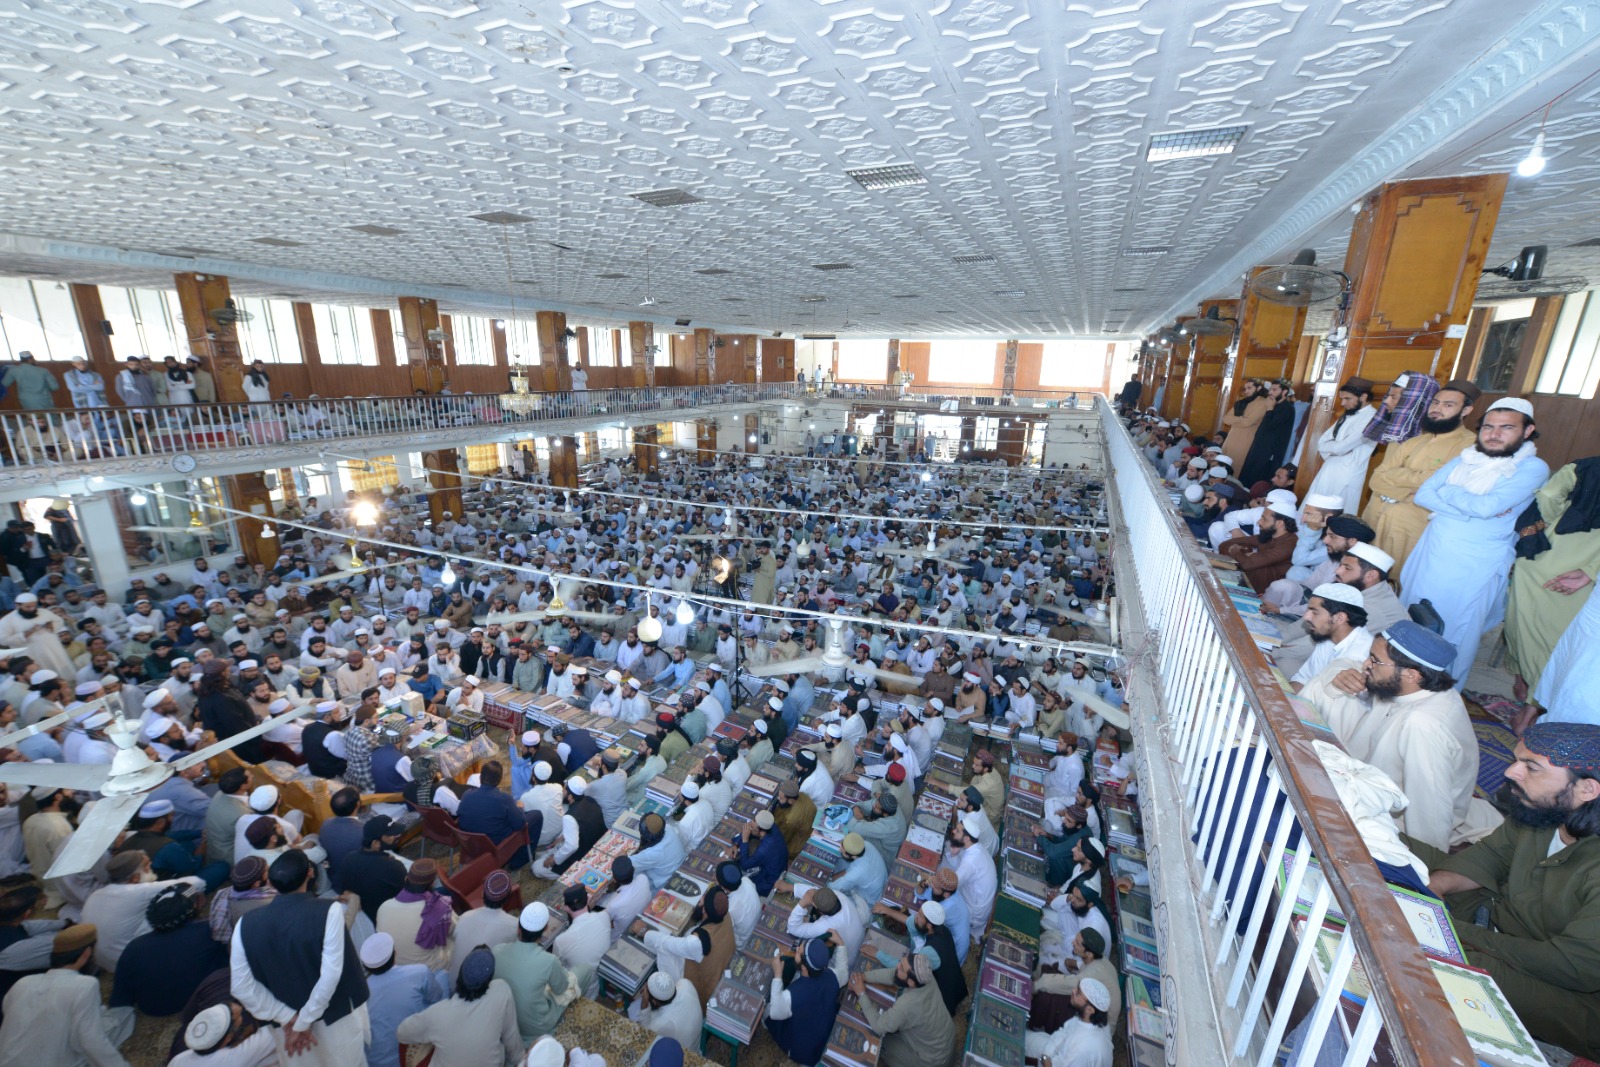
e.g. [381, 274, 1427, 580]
[1464, 690, 1518, 800]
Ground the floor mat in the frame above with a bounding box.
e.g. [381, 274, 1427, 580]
[1465, 690, 1519, 799]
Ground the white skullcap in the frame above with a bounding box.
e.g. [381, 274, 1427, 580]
[534, 760, 553, 782]
[753, 719, 768, 734]
[768, 697, 784, 711]
[14, 593, 36, 604]
[624, 677, 640, 689]
[920, 900, 946, 926]
[519, 902, 551, 932]
[928, 697, 945, 712]
[142, 715, 176, 740]
[963, 672, 981, 684]
[681, 780, 700, 800]
[74, 681, 101, 697]
[1183, 484, 1204, 503]
[525, 1036, 566, 1067]
[1266, 499, 1298, 519]
[569, 665, 587, 676]
[142, 689, 169, 709]
[1217, 454, 1235, 466]
[1487, 396, 1534, 418]
[1303, 493, 1343, 511]
[521, 730, 541, 747]
[82, 711, 112, 730]
[1207, 466, 1229, 478]
[185, 1005, 232, 1052]
[434, 619, 449, 630]
[1347, 542, 1395, 573]
[889, 733, 907, 754]
[826, 723, 843, 738]
[707, 662, 724, 673]
[378, 667, 395, 677]
[463, 674, 479, 686]
[170, 658, 191, 668]
[604, 669, 622, 685]
[248, 785, 278, 811]
[960, 812, 985, 839]
[647, 971, 677, 1000]
[771, 679, 790, 693]
[359, 932, 395, 968]
[566, 775, 586, 795]
[1311, 583, 1365, 609]
[138, 798, 174, 818]
[316, 700, 339, 714]
[1080, 977, 1111, 1012]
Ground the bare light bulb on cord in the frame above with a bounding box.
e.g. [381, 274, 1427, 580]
[675, 600, 695, 625]
[439, 562, 457, 586]
[1516, 131, 1547, 177]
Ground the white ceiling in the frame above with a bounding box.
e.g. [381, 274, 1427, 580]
[0, 0, 1596, 339]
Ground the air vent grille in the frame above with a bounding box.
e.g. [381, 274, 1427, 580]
[349, 224, 404, 236]
[953, 254, 997, 265]
[251, 237, 305, 247]
[845, 163, 927, 191]
[812, 263, 854, 271]
[630, 188, 704, 207]
[1147, 125, 1249, 162]
[470, 211, 535, 224]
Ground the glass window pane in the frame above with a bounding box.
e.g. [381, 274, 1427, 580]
[29, 281, 86, 361]
[836, 339, 888, 381]
[1034, 339, 1113, 388]
[1565, 295, 1600, 397]
[927, 340, 998, 384]
[1534, 294, 1587, 394]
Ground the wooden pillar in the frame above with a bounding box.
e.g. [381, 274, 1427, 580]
[744, 413, 759, 454]
[172, 272, 246, 402]
[227, 472, 280, 567]
[371, 308, 398, 371]
[398, 297, 445, 394]
[1221, 270, 1311, 434]
[69, 283, 116, 407]
[997, 414, 1027, 466]
[422, 449, 463, 525]
[1001, 339, 1019, 396]
[693, 329, 714, 386]
[538, 311, 571, 392]
[581, 430, 598, 461]
[959, 416, 976, 455]
[1297, 173, 1507, 491]
[1178, 300, 1239, 433]
[724, 335, 757, 383]
[633, 423, 659, 475]
[696, 418, 716, 464]
[1159, 321, 1192, 421]
[761, 338, 794, 384]
[549, 435, 579, 488]
[292, 302, 325, 384]
[887, 339, 900, 386]
[627, 321, 655, 388]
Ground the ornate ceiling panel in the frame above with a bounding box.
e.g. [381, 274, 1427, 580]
[0, 0, 1594, 338]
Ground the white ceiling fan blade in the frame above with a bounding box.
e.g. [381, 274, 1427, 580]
[45, 792, 144, 879]
[749, 656, 831, 677]
[0, 761, 112, 792]
[0, 707, 83, 750]
[1074, 689, 1129, 732]
[298, 559, 409, 588]
[846, 665, 926, 686]
[172, 704, 314, 771]
[129, 525, 214, 536]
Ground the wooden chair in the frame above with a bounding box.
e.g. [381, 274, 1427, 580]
[257, 740, 304, 767]
[437, 852, 498, 913]
[452, 824, 530, 873]
[411, 806, 460, 868]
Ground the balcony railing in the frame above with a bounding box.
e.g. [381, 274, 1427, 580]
[817, 383, 1104, 408]
[0, 382, 800, 469]
[1099, 397, 1475, 1067]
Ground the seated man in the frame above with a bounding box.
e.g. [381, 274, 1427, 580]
[1409, 722, 1600, 1059]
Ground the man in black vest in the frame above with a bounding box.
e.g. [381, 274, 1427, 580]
[912, 898, 967, 1016]
[230, 850, 370, 1066]
[531, 776, 606, 879]
[300, 701, 349, 780]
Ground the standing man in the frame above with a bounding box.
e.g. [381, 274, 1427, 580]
[1362, 379, 1479, 576]
[0, 593, 72, 675]
[229, 851, 370, 1067]
[0, 924, 134, 1067]
[2, 352, 59, 411]
[1304, 377, 1379, 515]
[750, 542, 777, 605]
[1401, 398, 1548, 686]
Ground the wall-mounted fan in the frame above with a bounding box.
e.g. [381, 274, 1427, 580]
[1248, 249, 1350, 307]
[1177, 306, 1238, 339]
[209, 299, 253, 326]
[1477, 244, 1587, 299]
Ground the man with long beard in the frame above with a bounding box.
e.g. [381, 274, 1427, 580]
[0, 592, 71, 675]
[1362, 379, 1480, 575]
[1407, 721, 1600, 1059]
[1220, 499, 1299, 596]
[1401, 398, 1548, 685]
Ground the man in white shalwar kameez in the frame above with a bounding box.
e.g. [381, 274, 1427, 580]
[1296, 623, 1500, 852]
[1304, 377, 1380, 515]
[0, 593, 72, 676]
[1400, 398, 1548, 687]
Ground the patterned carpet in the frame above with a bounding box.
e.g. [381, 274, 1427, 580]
[1464, 690, 1521, 801]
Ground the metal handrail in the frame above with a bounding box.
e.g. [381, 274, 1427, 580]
[0, 382, 801, 468]
[1099, 396, 1475, 1067]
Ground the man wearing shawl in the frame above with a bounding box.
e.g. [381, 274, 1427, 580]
[1409, 722, 1600, 1058]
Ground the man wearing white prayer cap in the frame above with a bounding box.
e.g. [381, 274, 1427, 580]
[1219, 492, 1300, 596]
[0, 590, 71, 675]
[1289, 582, 1374, 691]
[633, 967, 703, 1051]
[233, 782, 307, 861]
[1399, 395, 1548, 686]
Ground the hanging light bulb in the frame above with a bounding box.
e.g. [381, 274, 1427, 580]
[351, 500, 379, 526]
[129, 491, 147, 507]
[675, 600, 695, 625]
[260, 524, 276, 538]
[1516, 131, 1547, 178]
[439, 562, 457, 586]
[637, 595, 663, 643]
[921, 471, 933, 483]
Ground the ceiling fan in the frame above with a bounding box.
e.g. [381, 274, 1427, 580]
[0, 698, 314, 877]
[1248, 249, 1350, 307]
[744, 618, 925, 687]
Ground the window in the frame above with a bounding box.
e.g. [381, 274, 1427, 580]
[598, 427, 625, 452]
[310, 303, 379, 366]
[452, 315, 498, 366]
[927, 340, 999, 384]
[836, 339, 889, 382]
[100, 286, 189, 361]
[1473, 299, 1536, 395]
[1034, 340, 1114, 388]
[505, 318, 541, 365]
[1535, 292, 1600, 398]
[465, 443, 501, 474]
[0, 277, 86, 361]
[580, 326, 617, 367]
[233, 297, 304, 364]
[345, 455, 398, 493]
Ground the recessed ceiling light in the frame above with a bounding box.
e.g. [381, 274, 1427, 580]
[812, 263, 854, 271]
[1146, 125, 1249, 162]
[348, 224, 404, 236]
[470, 211, 535, 224]
[1122, 247, 1171, 257]
[251, 237, 305, 247]
[994, 290, 1025, 297]
[631, 188, 704, 207]
[797, 295, 827, 303]
[845, 163, 927, 191]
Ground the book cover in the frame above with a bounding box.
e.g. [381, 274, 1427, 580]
[913, 810, 952, 835]
[826, 1007, 882, 1064]
[664, 872, 708, 900]
[978, 959, 1032, 1010]
[642, 891, 694, 935]
[985, 933, 1036, 975]
[896, 841, 941, 874]
[904, 825, 946, 853]
[1389, 883, 1466, 966]
[1129, 1005, 1166, 1043]
[1005, 852, 1047, 884]
[964, 1024, 1025, 1067]
[708, 979, 765, 1035]
[969, 992, 1028, 1040]
[1428, 958, 1546, 1067]
[756, 903, 796, 944]
[725, 950, 773, 997]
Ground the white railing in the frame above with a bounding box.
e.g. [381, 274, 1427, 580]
[1099, 397, 1474, 1067]
[0, 382, 800, 468]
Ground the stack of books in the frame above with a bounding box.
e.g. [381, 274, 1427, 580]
[596, 934, 654, 999]
[638, 888, 697, 937]
[705, 954, 769, 1044]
